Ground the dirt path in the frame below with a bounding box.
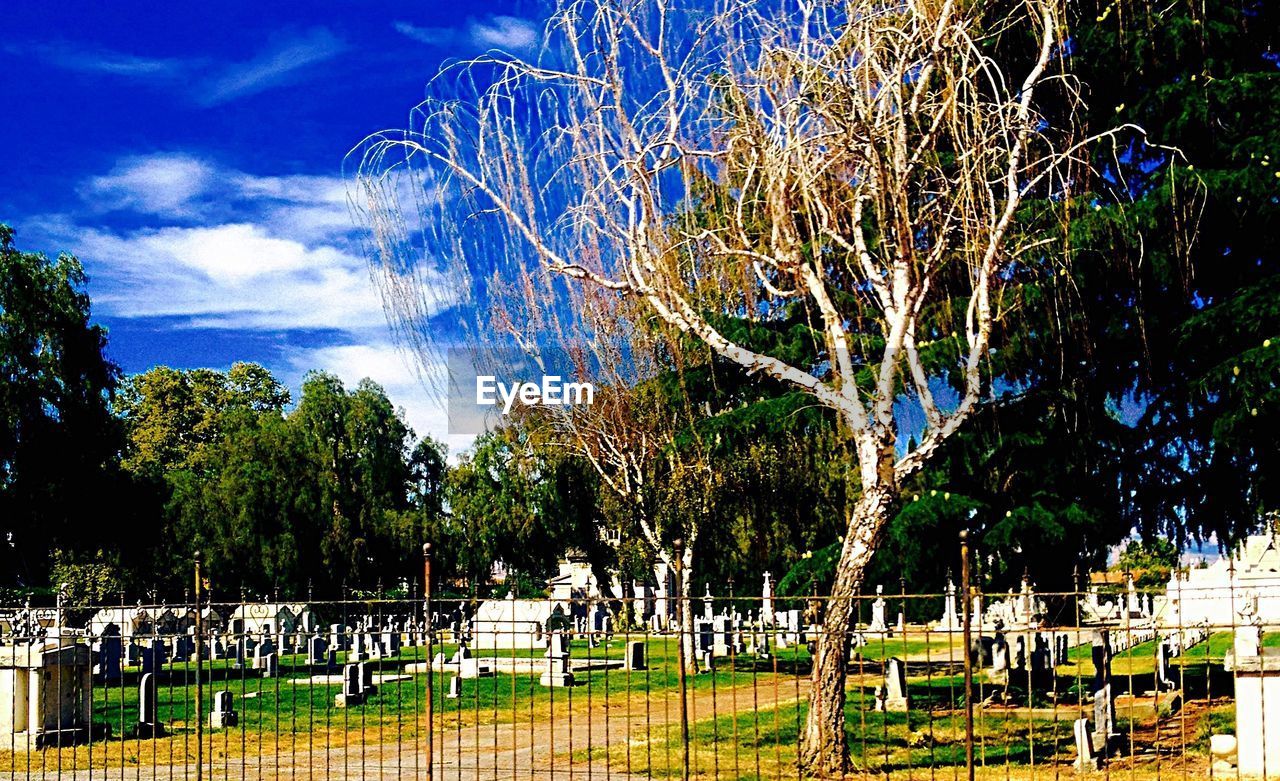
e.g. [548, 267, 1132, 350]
[5, 680, 808, 780]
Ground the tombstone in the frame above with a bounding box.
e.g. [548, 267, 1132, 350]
[231, 636, 248, 670]
[755, 631, 771, 659]
[625, 640, 647, 671]
[882, 658, 909, 711]
[761, 572, 775, 625]
[334, 664, 364, 707]
[351, 632, 368, 662]
[381, 629, 401, 657]
[1030, 634, 1051, 677]
[142, 637, 166, 674]
[1073, 717, 1100, 770]
[358, 661, 377, 696]
[135, 672, 166, 738]
[1012, 635, 1027, 672]
[0, 642, 95, 749]
[699, 649, 713, 673]
[210, 690, 238, 729]
[895, 611, 906, 634]
[96, 632, 123, 683]
[862, 585, 887, 634]
[446, 676, 461, 699]
[988, 635, 1010, 686]
[972, 636, 994, 668]
[260, 653, 279, 678]
[711, 615, 730, 657]
[1055, 633, 1069, 667]
[306, 635, 328, 666]
[935, 580, 961, 630]
[540, 632, 574, 687]
[1090, 629, 1116, 752]
[1155, 641, 1176, 691]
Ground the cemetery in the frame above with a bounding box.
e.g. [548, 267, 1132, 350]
[3, 541, 1280, 777]
[1, 0, 1274, 775]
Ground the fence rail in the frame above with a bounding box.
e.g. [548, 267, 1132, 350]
[0, 551, 1272, 779]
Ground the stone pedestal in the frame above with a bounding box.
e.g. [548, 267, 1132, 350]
[1233, 651, 1280, 777]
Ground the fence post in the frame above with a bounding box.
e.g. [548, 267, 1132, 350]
[194, 550, 204, 781]
[960, 531, 974, 781]
[673, 537, 691, 781]
[423, 542, 434, 781]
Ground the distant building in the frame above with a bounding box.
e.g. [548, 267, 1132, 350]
[1162, 530, 1280, 628]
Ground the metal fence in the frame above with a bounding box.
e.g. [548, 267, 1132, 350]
[0, 543, 1272, 779]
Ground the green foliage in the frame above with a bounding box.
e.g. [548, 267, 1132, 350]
[440, 429, 610, 595]
[49, 548, 122, 607]
[0, 224, 125, 589]
[121, 366, 446, 597]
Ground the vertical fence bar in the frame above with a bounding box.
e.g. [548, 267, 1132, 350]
[960, 530, 975, 781]
[194, 552, 204, 781]
[673, 537, 691, 781]
[423, 543, 434, 781]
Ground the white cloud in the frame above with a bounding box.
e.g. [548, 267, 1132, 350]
[199, 28, 347, 107]
[71, 223, 385, 331]
[34, 152, 464, 454]
[394, 15, 540, 54]
[39, 153, 452, 332]
[81, 154, 217, 217]
[469, 17, 540, 52]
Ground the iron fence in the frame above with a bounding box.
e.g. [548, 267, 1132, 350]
[0, 542, 1272, 779]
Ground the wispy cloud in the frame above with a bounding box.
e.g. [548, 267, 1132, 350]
[198, 28, 348, 107]
[394, 15, 539, 54]
[4, 41, 192, 79]
[10, 28, 345, 108]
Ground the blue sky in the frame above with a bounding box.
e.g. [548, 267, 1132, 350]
[1, 1, 545, 453]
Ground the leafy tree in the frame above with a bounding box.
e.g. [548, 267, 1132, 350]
[116, 362, 290, 476]
[1063, 0, 1280, 547]
[0, 224, 123, 589]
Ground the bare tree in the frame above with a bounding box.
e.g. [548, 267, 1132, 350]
[492, 264, 715, 673]
[352, 0, 1127, 771]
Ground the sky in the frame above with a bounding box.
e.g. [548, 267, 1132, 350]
[0, 1, 547, 455]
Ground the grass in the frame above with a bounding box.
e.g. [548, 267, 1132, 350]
[0, 631, 1231, 776]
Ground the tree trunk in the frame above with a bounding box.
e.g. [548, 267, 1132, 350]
[679, 548, 698, 674]
[799, 483, 895, 776]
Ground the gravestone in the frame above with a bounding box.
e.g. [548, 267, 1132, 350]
[700, 649, 713, 673]
[882, 658, 909, 712]
[135, 673, 166, 738]
[96, 632, 123, 682]
[260, 652, 278, 678]
[1091, 629, 1116, 754]
[358, 661, 377, 696]
[625, 640, 646, 671]
[1155, 641, 1176, 691]
[306, 635, 328, 666]
[1073, 717, 1099, 770]
[142, 638, 166, 674]
[867, 586, 888, 633]
[210, 690, 237, 729]
[540, 632, 574, 687]
[447, 676, 461, 699]
[334, 664, 364, 707]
